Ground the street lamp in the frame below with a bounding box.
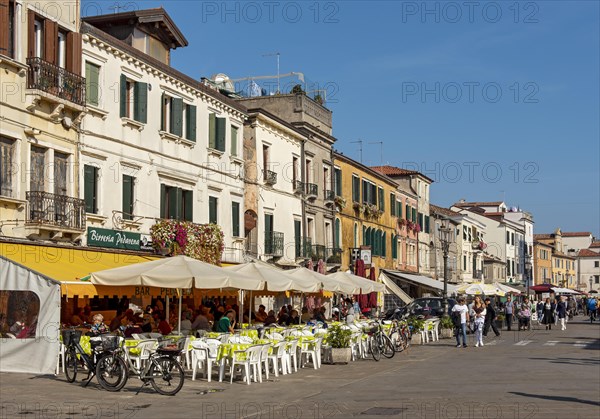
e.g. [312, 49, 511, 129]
[438, 218, 455, 314]
[525, 255, 532, 298]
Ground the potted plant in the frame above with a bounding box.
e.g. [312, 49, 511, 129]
[334, 196, 347, 211]
[439, 315, 454, 339]
[327, 324, 353, 364]
[407, 316, 424, 344]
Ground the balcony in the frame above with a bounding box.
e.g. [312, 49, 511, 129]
[324, 189, 335, 205]
[296, 236, 313, 259]
[293, 181, 305, 195]
[265, 231, 284, 257]
[311, 244, 327, 262]
[326, 247, 342, 265]
[263, 170, 277, 186]
[305, 183, 318, 199]
[473, 270, 483, 280]
[25, 191, 86, 234]
[26, 57, 86, 109]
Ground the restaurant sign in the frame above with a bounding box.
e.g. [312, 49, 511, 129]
[87, 227, 153, 252]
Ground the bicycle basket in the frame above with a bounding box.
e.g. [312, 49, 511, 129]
[100, 335, 120, 351]
[61, 329, 82, 346]
[363, 325, 379, 334]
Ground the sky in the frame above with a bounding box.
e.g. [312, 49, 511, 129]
[81, 0, 600, 237]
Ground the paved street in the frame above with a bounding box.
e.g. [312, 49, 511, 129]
[1, 320, 598, 419]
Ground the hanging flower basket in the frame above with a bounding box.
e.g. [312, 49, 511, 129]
[414, 224, 421, 233]
[150, 220, 225, 264]
[334, 196, 347, 211]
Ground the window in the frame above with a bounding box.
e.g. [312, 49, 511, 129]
[418, 212, 423, 228]
[57, 30, 66, 68]
[406, 204, 410, 220]
[354, 223, 358, 247]
[511, 232, 515, 245]
[120, 75, 147, 123]
[83, 165, 98, 214]
[378, 187, 384, 211]
[53, 152, 68, 196]
[305, 159, 312, 183]
[294, 219, 301, 258]
[122, 175, 134, 220]
[396, 200, 402, 218]
[595, 261, 599, 268]
[506, 231, 510, 244]
[230, 126, 238, 156]
[595, 275, 600, 284]
[264, 213, 274, 253]
[30, 146, 45, 192]
[334, 168, 342, 196]
[231, 202, 240, 237]
[160, 184, 193, 221]
[352, 175, 360, 202]
[382, 231, 387, 257]
[292, 157, 299, 185]
[412, 207, 417, 223]
[85, 62, 100, 106]
[262, 145, 270, 179]
[0, 0, 16, 58]
[362, 180, 377, 205]
[323, 166, 330, 193]
[392, 234, 397, 259]
[0, 137, 15, 197]
[467, 227, 472, 243]
[161, 94, 183, 136]
[33, 18, 43, 58]
[390, 193, 396, 216]
[208, 196, 217, 224]
[209, 113, 226, 151]
[424, 216, 430, 233]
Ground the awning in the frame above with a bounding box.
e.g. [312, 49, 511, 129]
[382, 270, 458, 295]
[379, 272, 413, 304]
[551, 287, 580, 295]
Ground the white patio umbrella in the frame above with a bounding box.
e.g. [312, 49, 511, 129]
[287, 267, 359, 294]
[494, 282, 522, 295]
[91, 255, 264, 333]
[328, 271, 386, 294]
[455, 282, 505, 297]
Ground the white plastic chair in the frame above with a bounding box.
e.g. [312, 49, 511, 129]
[286, 339, 299, 372]
[56, 342, 65, 374]
[147, 333, 162, 339]
[129, 340, 157, 370]
[259, 344, 271, 380]
[267, 332, 284, 341]
[191, 340, 220, 382]
[267, 341, 289, 377]
[299, 338, 320, 369]
[229, 345, 262, 385]
[428, 319, 440, 342]
[178, 336, 192, 369]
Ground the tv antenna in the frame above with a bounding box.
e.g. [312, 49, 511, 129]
[350, 140, 363, 163]
[262, 52, 280, 93]
[369, 141, 383, 165]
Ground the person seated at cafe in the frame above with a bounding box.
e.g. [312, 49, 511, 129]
[287, 309, 300, 326]
[216, 309, 236, 333]
[300, 306, 311, 323]
[141, 306, 154, 333]
[191, 308, 210, 331]
[110, 312, 125, 331]
[255, 305, 268, 323]
[180, 311, 193, 335]
[264, 310, 278, 326]
[277, 307, 289, 325]
[70, 311, 84, 326]
[89, 314, 109, 336]
[121, 309, 135, 327]
[157, 315, 172, 335]
[314, 306, 328, 326]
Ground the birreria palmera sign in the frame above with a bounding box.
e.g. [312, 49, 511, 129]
[87, 227, 153, 251]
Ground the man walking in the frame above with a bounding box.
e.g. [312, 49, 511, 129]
[483, 298, 501, 337]
[504, 296, 514, 331]
[452, 297, 470, 348]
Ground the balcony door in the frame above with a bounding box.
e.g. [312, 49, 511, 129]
[53, 152, 68, 224]
[29, 146, 45, 221]
[264, 213, 273, 254]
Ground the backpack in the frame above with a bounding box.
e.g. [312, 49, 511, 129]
[451, 311, 462, 328]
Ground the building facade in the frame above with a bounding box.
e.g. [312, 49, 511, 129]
[578, 243, 600, 292]
[429, 205, 461, 283]
[534, 230, 577, 287]
[533, 241, 553, 285]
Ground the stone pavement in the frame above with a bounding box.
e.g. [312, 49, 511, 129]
[1, 320, 598, 419]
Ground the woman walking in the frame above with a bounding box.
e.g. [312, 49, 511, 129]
[541, 297, 556, 330]
[472, 296, 487, 347]
[556, 297, 567, 331]
[518, 298, 531, 331]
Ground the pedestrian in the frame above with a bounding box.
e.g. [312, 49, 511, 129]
[472, 296, 486, 347]
[541, 297, 556, 330]
[536, 299, 544, 325]
[504, 296, 514, 331]
[451, 297, 469, 348]
[587, 297, 597, 322]
[483, 298, 501, 337]
[556, 297, 567, 331]
[518, 298, 531, 331]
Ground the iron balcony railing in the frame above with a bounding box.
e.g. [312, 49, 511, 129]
[264, 170, 277, 185]
[473, 270, 483, 279]
[324, 189, 335, 203]
[306, 183, 318, 198]
[296, 236, 313, 259]
[293, 180, 305, 195]
[26, 191, 86, 230]
[311, 244, 326, 262]
[27, 57, 86, 106]
[326, 247, 342, 264]
[265, 231, 284, 257]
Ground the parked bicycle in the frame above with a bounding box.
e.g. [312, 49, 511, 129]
[112, 337, 185, 396]
[386, 319, 411, 353]
[62, 329, 127, 392]
[364, 321, 395, 361]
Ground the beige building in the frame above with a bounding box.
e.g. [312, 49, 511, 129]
[1, 0, 86, 242]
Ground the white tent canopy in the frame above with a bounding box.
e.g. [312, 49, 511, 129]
[494, 282, 522, 295]
[286, 267, 358, 294]
[328, 271, 386, 293]
[0, 255, 60, 374]
[225, 262, 321, 293]
[551, 287, 580, 295]
[454, 282, 505, 296]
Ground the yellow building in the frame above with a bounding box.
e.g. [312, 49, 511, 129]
[534, 230, 577, 287]
[333, 152, 399, 274]
[533, 241, 553, 284]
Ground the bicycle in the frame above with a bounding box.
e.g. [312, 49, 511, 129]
[364, 321, 395, 361]
[61, 329, 128, 392]
[112, 337, 185, 396]
[387, 319, 411, 353]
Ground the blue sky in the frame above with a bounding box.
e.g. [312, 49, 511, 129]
[82, 0, 599, 237]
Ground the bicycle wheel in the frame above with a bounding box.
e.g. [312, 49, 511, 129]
[149, 357, 184, 396]
[390, 331, 403, 352]
[96, 354, 128, 392]
[381, 333, 395, 359]
[371, 338, 381, 362]
[64, 349, 78, 383]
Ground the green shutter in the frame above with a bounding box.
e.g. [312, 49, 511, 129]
[397, 201, 402, 218]
[160, 184, 166, 218]
[134, 82, 147, 123]
[187, 105, 197, 141]
[390, 194, 396, 216]
[392, 235, 397, 259]
[167, 187, 178, 219]
[119, 74, 127, 117]
[216, 117, 226, 151]
[209, 113, 216, 149]
[171, 97, 183, 136]
[209, 196, 217, 224]
[175, 188, 183, 219]
[85, 62, 99, 106]
[363, 226, 368, 246]
[84, 165, 96, 214]
[295, 219, 301, 257]
[425, 216, 430, 233]
[412, 208, 417, 223]
[232, 202, 240, 237]
[335, 169, 342, 196]
[122, 175, 133, 220]
[183, 190, 193, 221]
[335, 219, 340, 249]
[405, 204, 410, 220]
[230, 125, 238, 156]
[160, 94, 165, 131]
[378, 188, 384, 211]
[382, 232, 387, 257]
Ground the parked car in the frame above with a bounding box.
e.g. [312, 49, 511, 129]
[402, 297, 457, 318]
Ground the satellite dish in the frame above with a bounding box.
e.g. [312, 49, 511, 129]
[211, 73, 235, 92]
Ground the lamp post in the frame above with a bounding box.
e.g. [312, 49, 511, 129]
[438, 218, 454, 314]
[525, 255, 532, 298]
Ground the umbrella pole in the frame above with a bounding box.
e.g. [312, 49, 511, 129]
[166, 296, 169, 327]
[178, 290, 182, 335]
[248, 291, 252, 326]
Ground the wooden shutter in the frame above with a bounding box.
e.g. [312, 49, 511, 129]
[230, 125, 237, 156]
[208, 113, 216, 149]
[334, 219, 340, 249]
[216, 117, 226, 151]
[159, 184, 166, 218]
[84, 165, 96, 214]
[170, 97, 183, 136]
[134, 82, 147, 123]
[0, 0, 9, 57]
[27, 9, 35, 58]
[209, 196, 217, 224]
[397, 201, 401, 218]
[85, 62, 99, 105]
[183, 190, 193, 221]
[390, 194, 395, 216]
[231, 202, 240, 237]
[186, 105, 197, 141]
[43, 19, 57, 64]
[425, 216, 430, 233]
[382, 232, 387, 257]
[66, 31, 82, 75]
[405, 204, 410, 220]
[335, 169, 342, 196]
[378, 188, 384, 211]
[166, 186, 179, 219]
[122, 175, 133, 220]
[119, 74, 127, 117]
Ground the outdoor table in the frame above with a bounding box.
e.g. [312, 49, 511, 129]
[239, 329, 259, 339]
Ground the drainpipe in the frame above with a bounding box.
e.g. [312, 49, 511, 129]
[301, 137, 307, 247]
